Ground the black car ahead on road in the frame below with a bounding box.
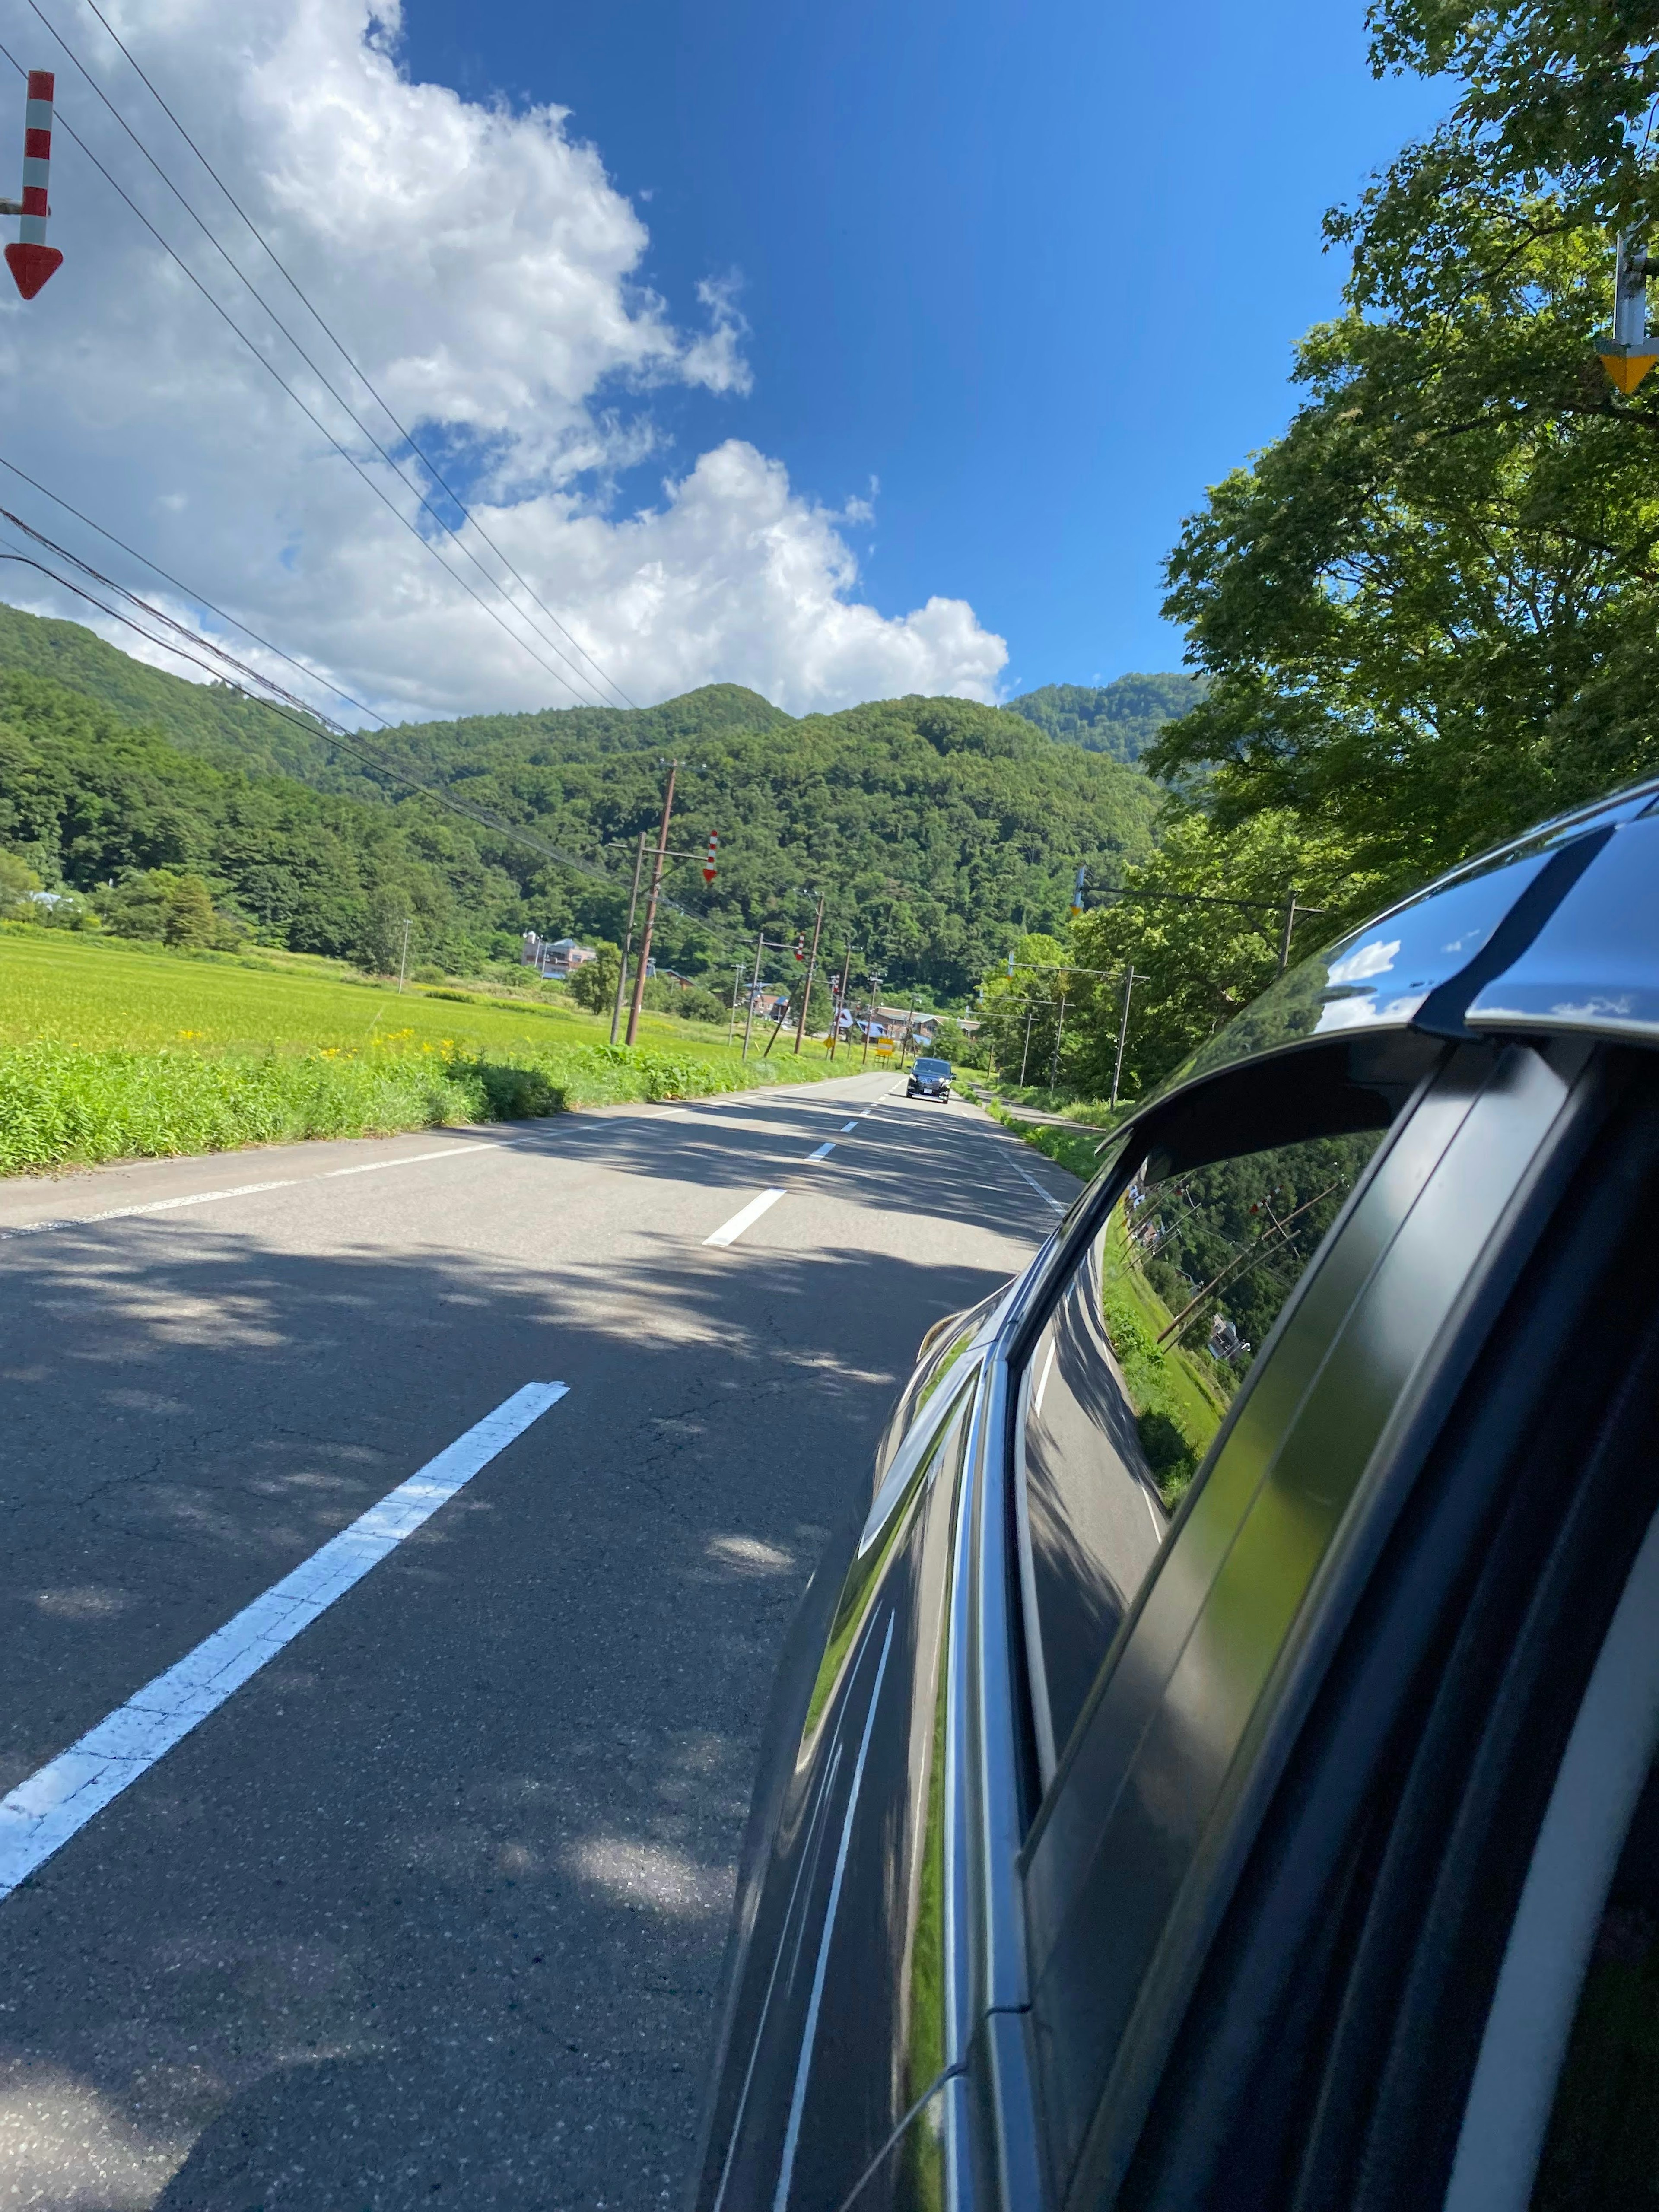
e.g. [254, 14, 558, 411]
[693, 780, 1659, 2212]
[907, 1057, 953, 1100]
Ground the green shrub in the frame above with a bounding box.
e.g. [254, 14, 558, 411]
[1137, 1408, 1197, 1492]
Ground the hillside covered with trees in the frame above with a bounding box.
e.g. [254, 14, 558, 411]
[1003, 674, 1204, 762]
[0, 608, 1159, 999]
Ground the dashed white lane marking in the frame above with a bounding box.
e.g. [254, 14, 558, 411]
[0, 1145, 493, 1243]
[840, 1122, 858, 1133]
[0, 1381, 569, 1905]
[705, 1189, 787, 1247]
[807, 1141, 836, 1161]
[1008, 1159, 1067, 1214]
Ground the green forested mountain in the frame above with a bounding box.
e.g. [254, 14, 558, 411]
[1004, 674, 1204, 763]
[0, 607, 1159, 998]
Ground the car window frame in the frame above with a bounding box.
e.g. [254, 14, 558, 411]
[1014, 1035, 1603, 2206]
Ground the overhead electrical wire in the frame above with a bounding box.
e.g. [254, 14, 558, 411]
[0, 450, 396, 734]
[68, 0, 639, 712]
[0, 36, 618, 714]
[22, 0, 629, 714]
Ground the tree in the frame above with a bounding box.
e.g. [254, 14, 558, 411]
[566, 944, 620, 1014]
[0, 849, 42, 917]
[1148, 3, 1659, 897]
[1065, 813, 1377, 1101]
[93, 867, 242, 949]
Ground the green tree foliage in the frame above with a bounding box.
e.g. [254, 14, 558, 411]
[927, 1015, 984, 1067]
[1148, 3, 1659, 891]
[93, 867, 243, 950]
[0, 849, 42, 918]
[1003, 674, 1206, 763]
[566, 945, 620, 1014]
[1062, 812, 1383, 1099]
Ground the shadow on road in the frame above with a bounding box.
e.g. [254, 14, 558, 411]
[0, 1208, 1015, 2210]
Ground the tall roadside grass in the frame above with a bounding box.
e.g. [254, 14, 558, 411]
[0, 927, 824, 1174]
[0, 1037, 798, 1176]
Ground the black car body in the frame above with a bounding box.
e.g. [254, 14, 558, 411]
[908, 1058, 953, 1100]
[693, 782, 1659, 2211]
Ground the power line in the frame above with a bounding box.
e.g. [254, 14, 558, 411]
[0, 38, 615, 713]
[68, 0, 639, 712]
[25, 0, 629, 713]
[0, 449, 400, 733]
[0, 506, 783, 976]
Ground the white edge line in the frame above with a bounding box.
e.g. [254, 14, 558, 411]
[705, 1188, 787, 1247]
[1010, 1160, 1066, 1213]
[0, 1381, 569, 1904]
[0, 1146, 493, 1243]
[0, 1180, 298, 1240]
[323, 1146, 488, 1178]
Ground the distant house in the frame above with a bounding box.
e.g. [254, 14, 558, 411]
[523, 933, 597, 979]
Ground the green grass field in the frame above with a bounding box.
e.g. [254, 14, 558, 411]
[0, 926, 826, 1174]
[1100, 1207, 1233, 1506]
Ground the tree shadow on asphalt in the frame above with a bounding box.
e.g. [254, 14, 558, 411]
[0, 1214, 1016, 2211]
[460, 1087, 1080, 1240]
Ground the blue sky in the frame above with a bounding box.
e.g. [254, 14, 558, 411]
[400, 0, 1446, 695]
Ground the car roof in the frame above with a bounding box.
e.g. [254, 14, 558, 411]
[1147, 777, 1659, 1110]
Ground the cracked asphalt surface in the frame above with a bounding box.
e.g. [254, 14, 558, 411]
[0, 1072, 1074, 2211]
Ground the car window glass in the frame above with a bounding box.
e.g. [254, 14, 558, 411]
[1017, 1126, 1385, 1782]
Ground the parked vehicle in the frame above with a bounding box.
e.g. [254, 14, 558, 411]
[907, 1056, 953, 1100]
[693, 780, 1659, 2211]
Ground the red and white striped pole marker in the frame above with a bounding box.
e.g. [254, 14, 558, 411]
[702, 830, 718, 885]
[3, 71, 63, 300]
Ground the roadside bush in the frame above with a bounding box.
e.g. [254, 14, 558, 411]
[1136, 1408, 1197, 1494]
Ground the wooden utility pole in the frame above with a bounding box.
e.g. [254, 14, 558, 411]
[625, 762, 677, 1046]
[610, 832, 648, 1046]
[826, 944, 853, 1061]
[740, 926, 766, 1060]
[793, 893, 826, 1055]
[1111, 966, 1137, 1106]
[1277, 889, 1300, 976]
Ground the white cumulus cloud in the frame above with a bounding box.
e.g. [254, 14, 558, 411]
[0, 0, 1005, 720]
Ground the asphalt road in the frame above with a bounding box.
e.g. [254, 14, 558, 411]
[0, 1073, 1077, 2212]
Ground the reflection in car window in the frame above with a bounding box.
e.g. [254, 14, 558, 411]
[1532, 1754, 1659, 2207]
[1102, 1129, 1384, 1503]
[1017, 1127, 1385, 1781]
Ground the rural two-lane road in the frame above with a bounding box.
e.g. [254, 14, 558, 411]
[0, 1074, 1077, 2212]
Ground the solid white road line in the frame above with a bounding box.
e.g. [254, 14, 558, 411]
[1009, 1160, 1067, 1214]
[807, 1141, 836, 1161]
[0, 1381, 569, 1905]
[0, 1179, 300, 1241]
[321, 1145, 488, 1179]
[0, 1144, 495, 1243]
[705, 1189, 787, 1247]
